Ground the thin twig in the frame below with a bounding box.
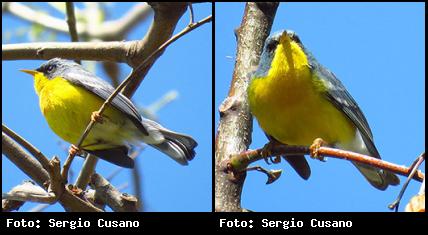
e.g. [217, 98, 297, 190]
[130, 149, 143, 211]
[389, 153, 425, 211]
[121, 14, 212, 96]
[4, 2, 151, 41]
[65, 2, 80, 64]
[74, 155, 98, 189]
[316, 147, 424, 181]
[2, 124, 51, 171]
[226, 142, 425, 182]
[188, 3, 195, 25]
[2, 132, 103, 211]
[28, 203, 50, 212]
[60, 14, 212, 182]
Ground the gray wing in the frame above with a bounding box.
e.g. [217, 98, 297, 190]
[301, 45, 399, 190]
[307, 55, 380, 158]
[62, 69, 149, 135]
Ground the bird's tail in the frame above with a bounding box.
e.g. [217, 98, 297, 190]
[353, 162, 400, 190]
[150, 130, 197, 165]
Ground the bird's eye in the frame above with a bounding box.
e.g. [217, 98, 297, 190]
[266, 40, 278, 52]
[290, 34, 301, 43]
[46, 64, 56, 72]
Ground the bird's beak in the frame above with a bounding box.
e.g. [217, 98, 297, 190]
[20, 69, 38, 76]
[280, 32, 290, 44]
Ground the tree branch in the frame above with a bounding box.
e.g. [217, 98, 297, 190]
[130, 150, 144, 211]
[3, 2, 77, 34]
[2, 124, 51, 171]
[2, 181, 56, 204]
[65, 2, 79, 43]
[2, 41, 133, 61]
[121, 2, 187, 96]
[215, 2, 279, 212]
[122, 14, 212, 97]
[74, 155, 98, 189]
[2, 131, 103, 211]
[3, 2, 152, 41]
[90, 173, 138, 212]
[92, 3, 152, 41]
[2, 132, 49, 184]
[225, 142, 424, 183]
[65, 2, 80, 64]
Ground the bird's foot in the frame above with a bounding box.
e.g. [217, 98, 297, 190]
[310, 138, 327, 162]
[261, 142, 280, 164]
[261, 141, 283, 164]
[68, 144, 83, 156]
[91, 111, 104, 124]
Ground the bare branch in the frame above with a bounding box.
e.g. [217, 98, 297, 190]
[4, 2, 151, 41]
[2, 132, 49, 184]
[188, 3, 195, 25]
[2, 181, 56, 204]
[2, 198, 25, 212]
[389, 153, 425, 211]
[130, 150, 143, 211]
[2, 41, 132, 61]
[28, 203, 50, 212]
[65, 2, 80, 64]
[90, 173, 138, 212]
[122, 14, 212, 96]
[226, 143, 424, 182]
[146, 90, 178, 114]
[2, 124, 51, 171]
[93, 3, 152, 41]
[4, 2, 76, 33]
[3, 125, 63, 201]
[215, 2, 279, 212]
[84, 189, 106, 211]
[74, 155, 98, 189]
[121, 2, 188, 96]
[58, 186, 103, 212]
[65, 3, 79, 43]
[2, 132, 102, 212]
[102, 61, 120, 87]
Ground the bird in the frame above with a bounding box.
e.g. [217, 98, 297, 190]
[247, 30, 399, 190]
[21, 58, 197, 168]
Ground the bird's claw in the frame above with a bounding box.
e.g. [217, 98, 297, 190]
[261, 142, 282, 164]
[91, 111, 103, 124]
[68, 144, 83, 156]
[310, 138, 327, 162]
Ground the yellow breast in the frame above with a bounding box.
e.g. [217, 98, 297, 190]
[248, 38, 355, 145]
[35, 75, 129, 149]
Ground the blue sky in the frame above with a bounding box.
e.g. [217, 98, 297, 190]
[2, 3, 212, 212]
[215, 2, 424, 211]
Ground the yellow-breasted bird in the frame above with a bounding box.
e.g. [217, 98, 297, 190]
[21, 58, 197, 168]
[248, 30, 399, 190]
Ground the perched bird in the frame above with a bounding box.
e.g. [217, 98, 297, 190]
[21, 58, 197, 168]
[248, 30, 399, 190]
